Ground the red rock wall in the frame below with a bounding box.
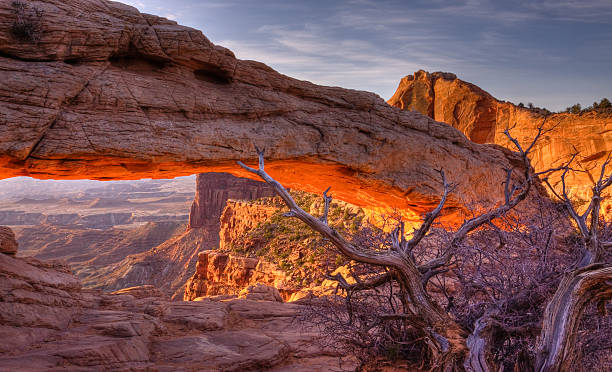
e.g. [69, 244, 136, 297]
[388, 70, 612, 205]
[188, 173, 274, 229]
[183, 250, 293, 301]
[184, 200, 294, 301]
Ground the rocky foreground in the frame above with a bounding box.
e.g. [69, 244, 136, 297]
[0, 234, 356, 371]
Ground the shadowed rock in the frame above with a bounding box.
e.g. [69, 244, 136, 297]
[0, 253, 357, 370]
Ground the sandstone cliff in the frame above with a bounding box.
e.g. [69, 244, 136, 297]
[0, 0, 538, 219]
[388, 70, 612, 205]
[90, 173, 275, 299]
[184, 250, 292, 301]
[188, 173, 274, 229]
[184, 194, 369, 302]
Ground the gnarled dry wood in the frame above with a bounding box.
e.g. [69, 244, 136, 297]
[535, 264, 612, 372]
[238, 148, 468, 368]
[535, 152, 612, 371]
[237, 126, 540, 370]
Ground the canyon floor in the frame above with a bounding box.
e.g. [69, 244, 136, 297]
[0, 176, 195, 291]
[0, 175, 360, 371]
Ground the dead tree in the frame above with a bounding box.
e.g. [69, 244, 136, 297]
[237, 127, 545, 371]
[535, 154, 612, 372]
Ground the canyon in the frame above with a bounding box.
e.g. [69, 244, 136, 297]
[4, 173, 275, 300]
[0, 243, 355, 371]
[0, 0, 610, 370]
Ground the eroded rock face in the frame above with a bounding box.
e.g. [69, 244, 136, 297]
[184, 250, 294, 301]
[219, 200, 279, 251]
[388, 70, 612, 205]
[80, 174, 274, 299]
[0, 0, 534, 218]
[189, 173, 274, 229]
[0, 226, 17, 256]
[0, 253, 356, 370]
[84, 226, 215, 299]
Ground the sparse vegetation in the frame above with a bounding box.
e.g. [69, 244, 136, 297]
[10, 1, 43, 43]
[516, 101, 551, 115]
[222, 190, 369, 285]
[565, 97, 612, 114]
[238, 129, 612, 371]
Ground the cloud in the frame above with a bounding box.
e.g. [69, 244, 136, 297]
[120, 0, 612, 111]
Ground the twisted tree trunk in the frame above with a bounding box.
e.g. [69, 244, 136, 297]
[535, 264, 612, 372]
[464, 311, 498, 372]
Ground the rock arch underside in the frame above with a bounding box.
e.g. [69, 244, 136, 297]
[0, 0, 536, 221]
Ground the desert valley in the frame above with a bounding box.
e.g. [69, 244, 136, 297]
[0, 0, 611, 371]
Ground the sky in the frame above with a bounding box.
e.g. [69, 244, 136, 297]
[117, 1, 609, 111]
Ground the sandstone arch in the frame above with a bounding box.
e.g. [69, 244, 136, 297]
[0, 0, 531, 218]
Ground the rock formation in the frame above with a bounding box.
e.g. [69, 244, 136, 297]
[184, 196, 370, 302]
[188, 173, 274, 229]
[0, 226, 17, 256]
[87, 174, 275, 299]
[218, 200, 279, 251]
[0, 0, 538, 219]
[0, 251, 356, 370]
[184, 250, 294, 301]
[388, 70, 612, 204]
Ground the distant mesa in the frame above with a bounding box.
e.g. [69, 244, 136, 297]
[88, 197, 132, 208]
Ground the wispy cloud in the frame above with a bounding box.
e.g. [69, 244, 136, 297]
[116, 0, 612, 111]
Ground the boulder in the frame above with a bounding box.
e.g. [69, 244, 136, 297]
[239, 283, 283, 302]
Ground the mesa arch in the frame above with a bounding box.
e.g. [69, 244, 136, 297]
[0, 0, 533, 219]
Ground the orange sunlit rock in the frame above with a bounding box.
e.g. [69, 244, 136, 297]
[389, 70, 612, 209]
[0, 1, 538, 222]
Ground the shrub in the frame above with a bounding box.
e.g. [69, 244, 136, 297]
[11, 1, 43, 43]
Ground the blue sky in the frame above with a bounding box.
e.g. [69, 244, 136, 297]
[121, 0, 612, 112]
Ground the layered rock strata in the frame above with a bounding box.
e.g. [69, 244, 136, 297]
[184, 250, 294, 301]
[188, 173, 274, 229]
[90, 173, 275, 298]
[0, 252, 356, 371]
[0, 0, 537, 219]
[184, 197, 368, 302]
[388, 70, 612, 205]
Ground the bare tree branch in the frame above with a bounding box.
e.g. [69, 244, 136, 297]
[320, 186, 332, 224]
[238, 150, 401, 268]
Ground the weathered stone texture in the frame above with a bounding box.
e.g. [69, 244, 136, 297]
[0, 0, 534, 219]
[389, 70, 612, 206]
